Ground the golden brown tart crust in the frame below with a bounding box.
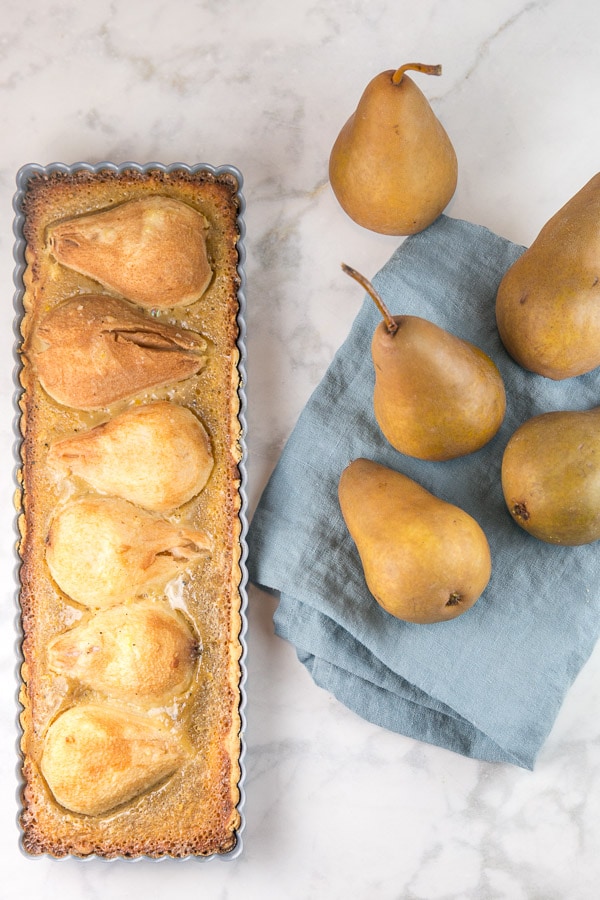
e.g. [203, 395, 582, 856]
[15, 166, 245, 858]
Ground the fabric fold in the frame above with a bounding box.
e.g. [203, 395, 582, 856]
[248, 214, 600, 769]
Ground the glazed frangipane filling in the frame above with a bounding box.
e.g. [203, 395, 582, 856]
[31, 294, 209, 410]
[47, 601, 200, 705]
[41, 704, 189, 817]
[45, 496, 213, 609]
[46, 195, 213, 309]
[47, 401, 214, 512]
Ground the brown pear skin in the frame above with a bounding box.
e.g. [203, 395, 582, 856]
[501, 407, 600, 545]
[343, 265, 506, 460]
[329, 63, 457, 235]
[496, 173, 600, 379]
[338, 459, 491, 624]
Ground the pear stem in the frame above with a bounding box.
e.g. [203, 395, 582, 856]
[341, 263, 399, 335]
[391, 63, 442, 85]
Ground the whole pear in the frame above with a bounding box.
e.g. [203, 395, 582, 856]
[329, 63, 457, 235]
[496, 173, 600, 379]
[338, 459, 491, 624]
[344, 265, 506, 460]
[501, 407, 600, 545]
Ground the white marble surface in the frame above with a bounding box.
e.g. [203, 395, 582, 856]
[1, 0, 600, 897]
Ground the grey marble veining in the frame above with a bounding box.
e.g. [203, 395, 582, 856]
[2, 0, 600, 897]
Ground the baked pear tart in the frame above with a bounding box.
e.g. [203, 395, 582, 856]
[14, 163, 247, 859]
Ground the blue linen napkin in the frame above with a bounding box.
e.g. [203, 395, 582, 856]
[247, 214, 600, 769]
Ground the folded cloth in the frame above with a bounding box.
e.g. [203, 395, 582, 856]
[247, 214, 600, 769]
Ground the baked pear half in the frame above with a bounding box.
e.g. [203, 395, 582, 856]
[41, 704, 188, 816]
[46, 496, 212, 608]
[46, 195, 212, 309]
[30, 294, 209, 410]
[47, 601, 200, 705]
[47, 401, 213, 512]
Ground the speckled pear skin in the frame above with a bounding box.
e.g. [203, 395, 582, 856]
[47, 195, 212, 309]
[372, 315, 506, 461]
[496, 173, 600, 379]
[329, 66, 457, 235]
[501, 407, 600, 545]
[338, 458, 491, 624]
